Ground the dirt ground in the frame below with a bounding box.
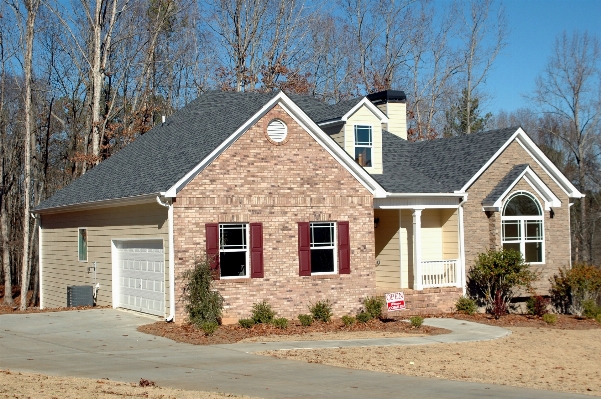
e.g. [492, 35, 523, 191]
[261, 323, 601, 397]
[0, 370, 260, 399]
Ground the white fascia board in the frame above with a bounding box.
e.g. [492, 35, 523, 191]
[341, 97, 389, 123]
[318, 119, 343, 127]
[460, 127, 583, 199]
[33, 193, 158, 214]
[482, 166, 561, 211]
[276, 97, 386, 196]
[166, 91, 386, 197]
[514, 132, 582, 198]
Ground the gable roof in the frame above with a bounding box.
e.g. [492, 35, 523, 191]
[35, 91, 278, 212]
[35, 91, 386, 213]
[375, 127, 518, 193]
[482, 164, 561, 211]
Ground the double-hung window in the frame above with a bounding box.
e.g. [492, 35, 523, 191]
[205, 222, 263, 279]
[354, 125, 372, 167]
[501, 192, 544, 263]
[310, 222, 337, 273]
[298, 221, 350, 276]
[219, 224, 249, 278]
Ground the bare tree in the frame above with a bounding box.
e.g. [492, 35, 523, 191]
[458, 0, 506, 134]
[531, 30, 601, 263]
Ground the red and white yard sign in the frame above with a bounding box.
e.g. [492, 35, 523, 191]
[385, 292, 406, 311]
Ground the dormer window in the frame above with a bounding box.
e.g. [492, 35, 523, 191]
[354, 125, 372, 167]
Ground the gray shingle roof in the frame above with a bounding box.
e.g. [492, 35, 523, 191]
[482, 164, 529, 204]
[35, 91, 277, 211]
[289, 95, 362, 123]
[375, 127, 519, 193]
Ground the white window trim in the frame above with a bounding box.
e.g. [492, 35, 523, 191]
[219, 223, 250, 279]
[309, 222, 338, 275]
[501, 191, 545, 264]
[354, 125, 373, 168]
[78, 227, 88, 262]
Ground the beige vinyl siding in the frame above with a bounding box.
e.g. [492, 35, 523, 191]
[421, 209, 443, 261]
[442, 209, 459, 259]
[344, 105, 383, 174]
[375, 102, 407, 140]
[321, 123, 344, 147]
[40, 202, 169, 312]
[374, 209, 400, 290]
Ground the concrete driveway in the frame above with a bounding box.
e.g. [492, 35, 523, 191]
[0, 309, 589, 398]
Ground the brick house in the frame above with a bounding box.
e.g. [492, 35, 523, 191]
[33, 90, 582, 322]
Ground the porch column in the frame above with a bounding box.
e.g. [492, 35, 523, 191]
[458, 205, 466, 293]
[413, 208, 423, 291]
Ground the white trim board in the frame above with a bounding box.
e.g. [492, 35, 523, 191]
[482, 165, 562, 211]
[341, 97, 389, 123]
[458, 128, 583, 199]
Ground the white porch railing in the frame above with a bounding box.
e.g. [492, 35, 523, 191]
[420, 259, 459, 288]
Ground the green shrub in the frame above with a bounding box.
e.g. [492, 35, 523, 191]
[410, 316, 424, 328]
[455, 296, 477, 315]
[272, 317, 288, 329]
[298, 314, 313, 326]
[526, 295, 550, 316]
[201, 321, 219, 336]
[582, 299, 601, 319]
[356, 312, 371, 323]
[596, 314, 601, 324]
[341, 315, 356, 326]
[309, 300, 333, 322]
[363, 296, 385, 319]
[238, 318, 255, 328]
[467, 249, 537, 315]
[251, 300, 275, 324]
[180, 255, 224, 328]
[550, 264, 601, 315]
[543, 313, 557, 325]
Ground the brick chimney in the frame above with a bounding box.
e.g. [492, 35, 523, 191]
[366, 90, 407, 140]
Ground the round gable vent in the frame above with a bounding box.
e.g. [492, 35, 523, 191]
[266, 119, 288, 143]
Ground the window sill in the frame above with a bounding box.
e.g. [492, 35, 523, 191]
[308, 273, 341, 280]
[216, 278, 251, 284]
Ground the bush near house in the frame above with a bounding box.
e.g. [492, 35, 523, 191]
[180, 255, 224, 328]
[549, 263, 601, 316]
[309, 300, 333, 322]
[251, 300, 276, 324]
[526, 294, 550, 316]
[363, 296, 385, 319]
[467, 249, 537, 317]
[298, 314, 313, 326]
[455, 296, 478, 315]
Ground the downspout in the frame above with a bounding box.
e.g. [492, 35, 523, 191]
[156, 195, 175, 322]
[458, 195, 467, 295]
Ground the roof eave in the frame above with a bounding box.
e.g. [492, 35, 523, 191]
[33, 193, 159, 215]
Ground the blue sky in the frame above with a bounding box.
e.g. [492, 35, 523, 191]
[482, 0, 601, 115]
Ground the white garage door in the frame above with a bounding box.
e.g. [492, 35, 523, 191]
[115, 240, 165, 316]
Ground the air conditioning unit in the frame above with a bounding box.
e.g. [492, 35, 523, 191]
[67, 285, 94, 307]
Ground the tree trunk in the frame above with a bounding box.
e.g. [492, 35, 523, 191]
[19, 0, 40, 311]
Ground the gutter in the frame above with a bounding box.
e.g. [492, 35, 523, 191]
[33, 193, 158, 214]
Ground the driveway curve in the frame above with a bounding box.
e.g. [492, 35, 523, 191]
[0, 309, 588, 399]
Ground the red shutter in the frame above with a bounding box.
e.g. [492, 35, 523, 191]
[250, 223, 264, 278]
[205, 223, 220, 280]
[338, 221, 350, 274]
[298, 222, 311, 276]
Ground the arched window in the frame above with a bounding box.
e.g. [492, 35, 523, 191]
[502, 191, 544, 263]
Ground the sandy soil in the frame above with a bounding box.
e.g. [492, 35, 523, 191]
[237, 330, 426, 342]
[0, 370, 260, 399]
[261, 327, 601, 396]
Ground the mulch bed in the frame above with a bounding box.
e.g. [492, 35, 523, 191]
[137, 317, 447, 346]
[447, 312, 601, 330]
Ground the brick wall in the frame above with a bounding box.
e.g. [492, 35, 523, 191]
[464, 140, 571, 294]
[377, 287, 463, 316]
[172, 104, 376, 323]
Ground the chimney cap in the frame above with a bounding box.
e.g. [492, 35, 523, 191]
[366, 90, 406, 104]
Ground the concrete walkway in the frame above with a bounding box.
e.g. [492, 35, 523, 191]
[0, 309, 589, 398]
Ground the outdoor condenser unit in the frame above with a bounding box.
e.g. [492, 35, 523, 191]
[67, 285, 94, 307]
